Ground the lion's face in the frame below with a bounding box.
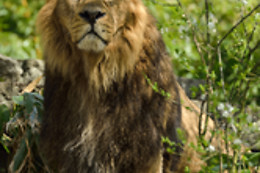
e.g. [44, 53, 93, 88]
[38, 0, 148, 89]
[57, 0, 127, 52]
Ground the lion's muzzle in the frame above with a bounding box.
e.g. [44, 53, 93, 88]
[76, 4, 110, 52]
[77, 29, 108, 46]
[79, 10, 106, 25]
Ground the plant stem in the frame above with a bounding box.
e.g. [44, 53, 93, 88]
[218, 3, 260, 47]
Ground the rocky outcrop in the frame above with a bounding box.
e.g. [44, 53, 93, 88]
[0, 54, 44, 107]
[177, 77, 205, 100]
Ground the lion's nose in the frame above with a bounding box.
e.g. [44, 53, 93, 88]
[79, 10, 106, 24]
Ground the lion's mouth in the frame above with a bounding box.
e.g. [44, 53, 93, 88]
[77, 30, 108, 45]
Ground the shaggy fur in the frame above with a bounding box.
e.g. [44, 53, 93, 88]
[38, 0, 188, 172]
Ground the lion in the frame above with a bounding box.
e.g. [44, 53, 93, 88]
[37, 0, 215, 172]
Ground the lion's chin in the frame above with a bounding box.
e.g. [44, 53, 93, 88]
[77, 34, 107, 52]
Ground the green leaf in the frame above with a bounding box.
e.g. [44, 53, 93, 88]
[0, 104, 10, 131]
[23, 93, 36, 114]
[184, 166, 190, 173]
[245, 152, 260, 167]
[12, 96, 24, 105]
[12, 138, 28, 172]
[2, 143, 10, 153]
[31, 93, 44, 101]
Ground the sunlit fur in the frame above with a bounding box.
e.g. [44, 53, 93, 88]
[37, 0, 216, 172]
[38, 0, 147, 93]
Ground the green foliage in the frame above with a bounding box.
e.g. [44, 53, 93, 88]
[0, 105, 10, 134]
[144, 74, 171, 99]
[0, 105, 11, 155]
[162, 128, 186, 155]
[0, 0, 44, 59]
[1, 93, 46, 172]
[144, 0, 260, 80]
[144, 0, 260, 172]
[162, 136, 177, 154]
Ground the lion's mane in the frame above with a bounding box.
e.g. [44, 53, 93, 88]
[36, 0, 206, 172]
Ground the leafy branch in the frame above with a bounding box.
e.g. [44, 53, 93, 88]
[217, 3, 260, 47]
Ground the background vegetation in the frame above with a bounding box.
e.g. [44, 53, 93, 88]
[0, 0, 259, 172]
[0, 0, 43, 59]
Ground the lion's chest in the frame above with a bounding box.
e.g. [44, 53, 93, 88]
[43, 75, 168, 172]
[61, 97, 162, 172]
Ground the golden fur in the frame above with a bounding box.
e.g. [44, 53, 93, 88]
[38, 0, 216, 172]
[38, 0, 148, 92]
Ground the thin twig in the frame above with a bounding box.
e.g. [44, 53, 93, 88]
[217, 46, 226, 97]
[176, 0, 213, 140]
[224, 123, 230, 169]
[203, 0, 213, 139]
[193, 24, 210, 139]
[231, 39, 260, 100]
[219, 136, 223, 173]
[202, 80, 211, 137]
[205, 0, 210, 43]
[193, 34, 207, 66]
[248, 40, 260, 57]
[230, 25, 258, 100]
[199, 98, 207, 137]
[241, 25, 256, 62]
[217, 4, 259, 103]
[176, 0, 183, 8]
[217, 3, 260, 47]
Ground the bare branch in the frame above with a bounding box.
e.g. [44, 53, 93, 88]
[205, 0, 210, 43]
[241, 24, 256, 61]
[217, 47, 226, 98]
[217, 3, 260, 47]
[176, 0, 183, 8]
[176, 0, 213, 140]
[249, 40, 260, 56]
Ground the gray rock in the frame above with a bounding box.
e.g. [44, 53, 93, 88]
[0, 54, 44, 107]
[177, 77, 205, 100]
[19, 59, 44, 84]
[0, 54, 22, 80]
